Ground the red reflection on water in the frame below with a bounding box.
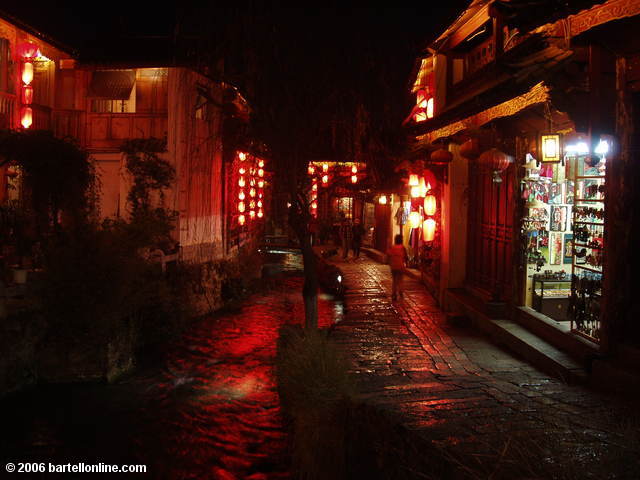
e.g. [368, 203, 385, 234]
[138, 277, 340, 479]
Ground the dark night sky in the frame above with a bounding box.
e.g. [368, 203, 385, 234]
[2, 2, 470, 162]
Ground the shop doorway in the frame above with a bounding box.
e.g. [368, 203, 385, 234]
[521, 144, 606, 342]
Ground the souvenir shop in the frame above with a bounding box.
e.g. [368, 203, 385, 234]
[521, 134, 608, 342]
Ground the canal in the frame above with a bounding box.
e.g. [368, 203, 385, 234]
[0, 249, 342, 479]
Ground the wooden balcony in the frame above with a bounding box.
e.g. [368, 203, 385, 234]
[0, 91, 16, 129]
[86, 112, 168, 150]
[53, 109, 82, 140]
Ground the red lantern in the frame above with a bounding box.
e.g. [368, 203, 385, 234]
[19, 42, 39, 59]
[351, 175, 357, 184]
[21, 85, 33, 105]
[20, 107, 33, 129]
[22, 62, 34, 85]
[478, 148, 512, 183]
[430, 148, 453, 165]
[460, 138, 481, 160]
[408, 174, 419, 186]
[238, 214, 246, 225]
[409, 211, 421, 229]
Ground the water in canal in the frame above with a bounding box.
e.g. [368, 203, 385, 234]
[0, 249, 342, 479]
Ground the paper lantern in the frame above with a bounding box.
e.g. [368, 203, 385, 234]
[308, 165, 315, 175]
[423, 219, 436, 241]
[430, 148, 453, 165]
[238, 177, 245, 187]
[250, 188, 256, 197]
[238, 152, 247, 161]
[257, 210, 264, 218]
[22, 62, 34, 85]
[312, 184, 317, 191]
[478, 148, 512, 183]
[311, 201, 318, 209]
[21, 85, 33, 105]
[378, 195, 387, 205]
[258, 180, 264, 188]
[409, 174, 419, 186]
[351, 165, 357, 174]
[19, 42, 39, 59]
[238, 215, 246, 225]
[410, 186, 421, 198]
[460, 138, 480, 160]
[238, 191, 245, 200]
[238, 201, 246, 213]
[258, 160, 264, 168]
[351, 175, 357, 183]
[322, 163, 329, 173]
[257, 200, 263, 208]
[20, 107, 33, 129]
[424, 194, 437, 216]
[409, 211, 421, 229]
[249, 200, 255, 209]
[258, 168, 264, 177]
[322, 174, 328, 185]
[249, 210, 256, 219]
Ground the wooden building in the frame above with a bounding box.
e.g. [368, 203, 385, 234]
[404, 0, 640, 387]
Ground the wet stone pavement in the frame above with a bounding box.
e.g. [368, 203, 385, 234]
[326, 253, 639, 478]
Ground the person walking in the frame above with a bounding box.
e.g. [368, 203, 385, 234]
[386, 234, 407, 300]
[340, 216, 353, 259]
[352, 219, 365, 259]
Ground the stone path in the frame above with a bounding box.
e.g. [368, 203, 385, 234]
[326, 254, 639, 478]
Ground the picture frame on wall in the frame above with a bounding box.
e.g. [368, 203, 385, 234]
[563, 233, 573, 264]
[550, 232, 563, 265]
[550, 205, 567, 231]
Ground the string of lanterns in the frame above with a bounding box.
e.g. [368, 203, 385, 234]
[237, 151, 266, 226]
[307, 161, 365, 215]
[19, 41, 40, 129]
[407, 172, 438, 242]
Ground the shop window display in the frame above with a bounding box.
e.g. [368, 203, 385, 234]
[521, 146, 605, 342]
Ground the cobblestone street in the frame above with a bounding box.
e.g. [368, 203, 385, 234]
[327, 253, 639, 477]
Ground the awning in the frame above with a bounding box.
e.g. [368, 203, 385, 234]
[88, 70, 135, 99]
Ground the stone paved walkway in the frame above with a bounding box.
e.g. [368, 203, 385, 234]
[326, 253, 639, 478]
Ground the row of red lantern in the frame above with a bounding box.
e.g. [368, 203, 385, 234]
[307, 162, 360, 188]
[237, 152, 266, 225]
[406, 174, 438, 242]
[20, 42, 40, 129]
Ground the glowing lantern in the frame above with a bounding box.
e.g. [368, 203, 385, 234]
[308, 165, 315, 175]
[250, 210, 256, 219]
[238, 191, 245, 200]
[258, 168, 264, 177]
[258, 192, 263, 198]
[351, 175, 357, 184]
[379, 195, 387, 205]
[351, 165, 357, 174]
[258, 160, 264, 168]
[478, 148, 512, 183]
[424, 194, 437, 216]
[430, 148, 453, 165]
[250, 200, 255, 209]
[238, 177, 245, 187]
[322, 174, 328, 185]
[20, 107, 33, 129]
[311, 201, 318, 209]
[250, 188, 256, 197]
[250, 178, 255, 187]
[257, 200, 263, 208]
[410, 186, 421, 198]
[238, 152, 247, 161]
[19, 42, 39, 59]
[238, 201, 246, 213]
[258, 180, 264, 188]
[423, 219, 436, 241]
[409, 211, 421, 229]
[541, 134, 561, 163]
[257, 210, 264, 218]
[239, 167, 246, 175]
[22, 62, 34, 85]
[22, 85, 33, 105]
[238, 215, 246, 225]
[312, 184, 317, 192]
[419, 177, 428, 197]
[322, 163, 329, 173]
[409, 174, 419, 186]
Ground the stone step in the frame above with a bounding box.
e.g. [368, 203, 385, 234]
[445, 289, 588, 385]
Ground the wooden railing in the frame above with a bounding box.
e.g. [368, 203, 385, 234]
[86, 112, 168, 149]
[0, 91, 16, 129]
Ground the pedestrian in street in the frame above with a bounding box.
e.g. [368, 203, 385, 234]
[340, 215, 353, 259]
[387, 234, 407, 300]
[352, 218, 365, 259]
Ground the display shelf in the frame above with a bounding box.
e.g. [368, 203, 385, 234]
[574, 243, 604, 250]
[573, 221, 604, 226]
[574, 264, 602, 273]
[575, 175, 605, 179]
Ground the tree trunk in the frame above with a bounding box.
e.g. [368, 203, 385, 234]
[300, 232, 319, 329]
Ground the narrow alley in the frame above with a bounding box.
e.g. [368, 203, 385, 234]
[326, 252, 639, 478]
